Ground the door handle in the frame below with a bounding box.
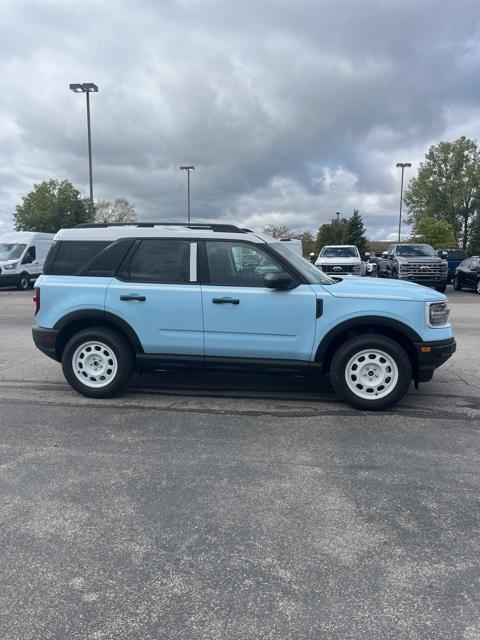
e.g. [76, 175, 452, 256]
[212, 297, 240, 304]
[120, 294, 146, 301]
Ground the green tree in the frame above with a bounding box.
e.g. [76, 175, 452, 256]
[403, 136, 480, 249]
[467, 215, 480, 255]
[344, 209, 368, 255]
[411, 216, 456, 248]
[14, 179, 92, 233]
[263, 224, 294, 239]
[315, 218, 348, 252]
[95, 198, 137, 224]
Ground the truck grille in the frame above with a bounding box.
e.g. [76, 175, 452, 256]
[321, 264, 356, 274]
[399, 263, 447, 279]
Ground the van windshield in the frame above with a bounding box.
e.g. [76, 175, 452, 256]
[271, 243, 334, 285]
[0, 243, 26, 260]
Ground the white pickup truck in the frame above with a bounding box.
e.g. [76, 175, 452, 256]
[315, 245, 362, 276]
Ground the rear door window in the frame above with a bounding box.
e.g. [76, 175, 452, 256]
[128, 239, 191, 284]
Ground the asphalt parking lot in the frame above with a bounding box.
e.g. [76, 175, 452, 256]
[0, 288, 479, 639]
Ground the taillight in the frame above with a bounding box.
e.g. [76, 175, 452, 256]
[33, 288, 40, 315]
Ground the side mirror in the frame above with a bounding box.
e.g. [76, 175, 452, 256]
[264, 271, 298, 290]
[440, 250, 448, 259]
[382, 251, 389, 258]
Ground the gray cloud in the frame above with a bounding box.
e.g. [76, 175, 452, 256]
[1, 0, 480, 239]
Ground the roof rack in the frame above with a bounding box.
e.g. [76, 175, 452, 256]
[74, 222, 248, 233]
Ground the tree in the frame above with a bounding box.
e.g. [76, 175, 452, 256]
[14, 179, 92, 233]
[292, 231, 316, 257]
[315, 219, 348, 251]
[403, 136, 480, 250]
[411, 217, 456, 248]
[344, 209, 368, 255]
[94, 198, 137, 224]
[263, 224, 294, 239]
[467, 215, 480, 255]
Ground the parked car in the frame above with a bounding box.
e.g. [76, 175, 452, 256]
[0, 231, 55, 290]
[364, 253, 379, 277]
[378, 243, 448, 292]
[437, 249, 467, 283]
[453, 256, 480, 294]
[32, 223, 455, 410]
[315, 245, 362, 275]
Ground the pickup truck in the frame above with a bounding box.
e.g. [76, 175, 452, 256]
[378, 243, 448, 292]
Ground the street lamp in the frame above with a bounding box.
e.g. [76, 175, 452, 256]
[180, 166, 195, 224]
[70, 82, 99, 216]
[396, 162, 411, 241]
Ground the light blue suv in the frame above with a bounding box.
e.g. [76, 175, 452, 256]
[32, 223, 456, 410]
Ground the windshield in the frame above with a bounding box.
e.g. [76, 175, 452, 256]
[271, 243, 334, 285]
[0, 243, 26, 261]
[320, 246, 359, 258]
[396, 244, 436, 257]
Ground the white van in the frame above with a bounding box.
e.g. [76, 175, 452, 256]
[0, 231, 55, 290]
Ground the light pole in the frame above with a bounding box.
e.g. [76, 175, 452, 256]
[180, 166, 195, 224]
[70, 83, 98, 216]
[396, 162, 411, 241]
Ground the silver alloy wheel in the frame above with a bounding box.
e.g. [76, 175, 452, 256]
[72, 340, 118, 388]
[345, 348, 399, 400]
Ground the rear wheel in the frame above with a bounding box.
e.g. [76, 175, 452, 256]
[62, 327, 134, 398]
[453, 275, 462, 291]
[17, 273, 30, 290]
[330, 334, 412, 410]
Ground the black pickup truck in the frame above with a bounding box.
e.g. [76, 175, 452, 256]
[378, 243, 448, 292]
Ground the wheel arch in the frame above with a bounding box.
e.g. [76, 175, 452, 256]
[53, 310, 144, 360]
[316, 316, 421, 378]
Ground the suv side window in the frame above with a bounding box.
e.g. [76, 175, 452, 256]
[129, 239, 191, 284]
[205, 241, 282, 287]
[48, 241, 111, 275]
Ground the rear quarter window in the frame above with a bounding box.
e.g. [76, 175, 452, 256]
[45, 241, 111, 275]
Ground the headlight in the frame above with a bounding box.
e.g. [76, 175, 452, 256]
[353, 265, 361, 272]
[2, 262, 17, 270]
[429, 302, 450, 327]
[316, 265, 323, 271]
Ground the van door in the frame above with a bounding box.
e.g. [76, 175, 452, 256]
[20, 245, 38, 278]
[105, 239, 204, 358]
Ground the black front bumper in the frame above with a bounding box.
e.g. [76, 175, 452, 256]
[32, 326, 60, 361]
[415, 337, 456, 382]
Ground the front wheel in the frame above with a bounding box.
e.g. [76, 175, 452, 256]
[476, 279, 480, 295]
[17, 273, 30, 290]
[330, 334, 412, 410]
[62, 327, 134, 398]
[453, 275, 462, 291]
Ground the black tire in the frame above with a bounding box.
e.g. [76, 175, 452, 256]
[453, 275, 462, 291]
[476, 279, 480, 295]
[330, 334, 412, 410]
[17, 273, 30, 290]
[62, 327, 135, 398]
[435, 285, 447, 293]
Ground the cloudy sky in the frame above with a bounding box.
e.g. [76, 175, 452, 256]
[1, 0, 480, 239]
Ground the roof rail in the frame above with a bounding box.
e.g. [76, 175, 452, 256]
[74, 222, 248, 233]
